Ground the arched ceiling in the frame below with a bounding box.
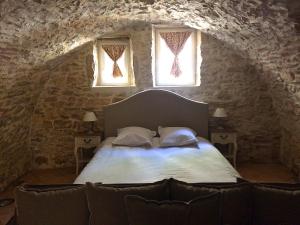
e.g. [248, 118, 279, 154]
[0, 0, 299, 81]
[0, 0, 299, 137]
[0, 0, 299, 122]
[0, 0, 299, 190]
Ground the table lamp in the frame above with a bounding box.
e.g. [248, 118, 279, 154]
[213, 107, 228, 130]
[83, 111, 97, 134]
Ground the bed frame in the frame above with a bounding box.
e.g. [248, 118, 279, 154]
[103, 89, 209, 139]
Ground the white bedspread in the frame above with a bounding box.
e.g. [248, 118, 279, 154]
[74, 137, 240, 184]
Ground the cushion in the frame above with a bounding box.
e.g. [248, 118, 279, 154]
[158, 126, 198, 147]
[125, 195, 189, 225]
[86, 179, 169, 225]
[125, 193, 220, 225]
[169, 179, 252, 225]
[112, 126, 156, 147]
[15, 185, 89, 225]
[253, 184, 300, 225]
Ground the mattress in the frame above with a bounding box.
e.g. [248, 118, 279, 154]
[74, 137, 240, 184]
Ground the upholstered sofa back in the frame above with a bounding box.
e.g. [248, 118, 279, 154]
[11, 179, 300, 225]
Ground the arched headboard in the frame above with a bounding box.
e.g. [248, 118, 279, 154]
[103, 89, 209, 139]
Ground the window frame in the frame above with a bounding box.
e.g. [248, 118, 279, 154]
[152, 26, 201, 87]
[94, 37, 135, 87]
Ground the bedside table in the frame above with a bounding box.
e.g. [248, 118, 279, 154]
[74, 135, 101, 174]
[211, 131, 238, 168]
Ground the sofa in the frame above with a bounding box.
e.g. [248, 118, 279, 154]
[9, 178, 300, 225]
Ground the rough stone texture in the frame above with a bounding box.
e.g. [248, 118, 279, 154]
[30, 24, 280, 170]
[0, 0, 299, 189]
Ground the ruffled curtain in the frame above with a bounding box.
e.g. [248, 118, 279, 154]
[102, 45, 126, 78]
[160, 31, 192, 77]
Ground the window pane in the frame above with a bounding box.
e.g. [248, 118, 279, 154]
[95, 39, 135, 87]
[154, 29, 199, 87]
[100, 48, 129, 86]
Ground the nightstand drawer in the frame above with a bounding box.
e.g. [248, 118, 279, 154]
[211, 133, 236, 144]
[75, 136, 101, 148]
[211, 131, 238, 168]
[74, 135, 101, 174]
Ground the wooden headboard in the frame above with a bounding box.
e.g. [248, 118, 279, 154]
[103, 89, 209, 139]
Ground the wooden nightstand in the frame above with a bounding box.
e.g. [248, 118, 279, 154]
[74, 135, 101, 174]
[211, 131, 238, 168]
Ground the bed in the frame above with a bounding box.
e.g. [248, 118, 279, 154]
[74, 89, 240, 184]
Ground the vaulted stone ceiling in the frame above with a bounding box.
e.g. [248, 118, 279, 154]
[1, 0, 299, 73]
[0, 0, 299, 189]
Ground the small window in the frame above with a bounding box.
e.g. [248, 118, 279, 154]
[153, 27, 201, 87]
[94, 38, 135, 87]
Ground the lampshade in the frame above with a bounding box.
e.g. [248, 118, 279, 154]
[213, 108, 228, 118]
[83, 111, 97, 122]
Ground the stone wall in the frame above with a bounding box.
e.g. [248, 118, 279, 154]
[0, 64, 50, 190]
[0, 0, 299, 190]
[30, 24, 281, 169]
[267, 73, 300, 177]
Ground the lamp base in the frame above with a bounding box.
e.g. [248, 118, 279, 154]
[84, 122, 95, 134]
[86, 129, 94, 134]
[214, 118, 228, 131]
[216, 126, 226, 130]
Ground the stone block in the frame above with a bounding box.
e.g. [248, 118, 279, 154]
[53, 120, 73, 129]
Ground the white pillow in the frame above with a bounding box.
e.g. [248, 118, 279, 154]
[158, 126, 198, 147]
[112, 126, 156, 147]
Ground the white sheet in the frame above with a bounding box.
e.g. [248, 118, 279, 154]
[74, 137, 240, 184]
